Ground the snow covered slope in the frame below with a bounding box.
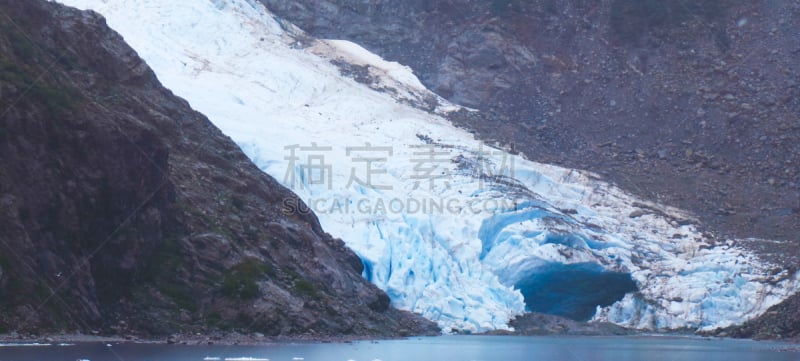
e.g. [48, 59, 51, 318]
[59, 0, 799, 332]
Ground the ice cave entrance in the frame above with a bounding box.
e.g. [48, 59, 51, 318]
[514, 262, 638, 321]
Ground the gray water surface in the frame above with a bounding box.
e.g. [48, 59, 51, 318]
[0, 335, 798, 361]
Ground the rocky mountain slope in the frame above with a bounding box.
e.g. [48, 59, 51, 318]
[0, 0, 437, 337]
[260, 0, 799, 337]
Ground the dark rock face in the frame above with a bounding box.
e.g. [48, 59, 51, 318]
[502, 312, 634, 336]
[260, 0, 799, 337]
[0, 0, 437, 337]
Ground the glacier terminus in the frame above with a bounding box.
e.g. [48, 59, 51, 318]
[58, 0, 800, 333]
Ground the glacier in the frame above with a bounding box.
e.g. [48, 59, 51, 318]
[58, 0, 800, 333]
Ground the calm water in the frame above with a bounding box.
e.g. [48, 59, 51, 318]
[0, 335, 798, 361]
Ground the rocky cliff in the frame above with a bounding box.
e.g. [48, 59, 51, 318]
[0, 0, 437, 337]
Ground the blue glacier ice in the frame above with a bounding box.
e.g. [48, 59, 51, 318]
[58, 0, 800, 333]
[515, 262, 638, 320]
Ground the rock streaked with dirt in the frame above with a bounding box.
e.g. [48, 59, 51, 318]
[0, 0, 438, 338]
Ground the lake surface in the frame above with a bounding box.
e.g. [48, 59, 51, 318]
[0, 335, 798, 361]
